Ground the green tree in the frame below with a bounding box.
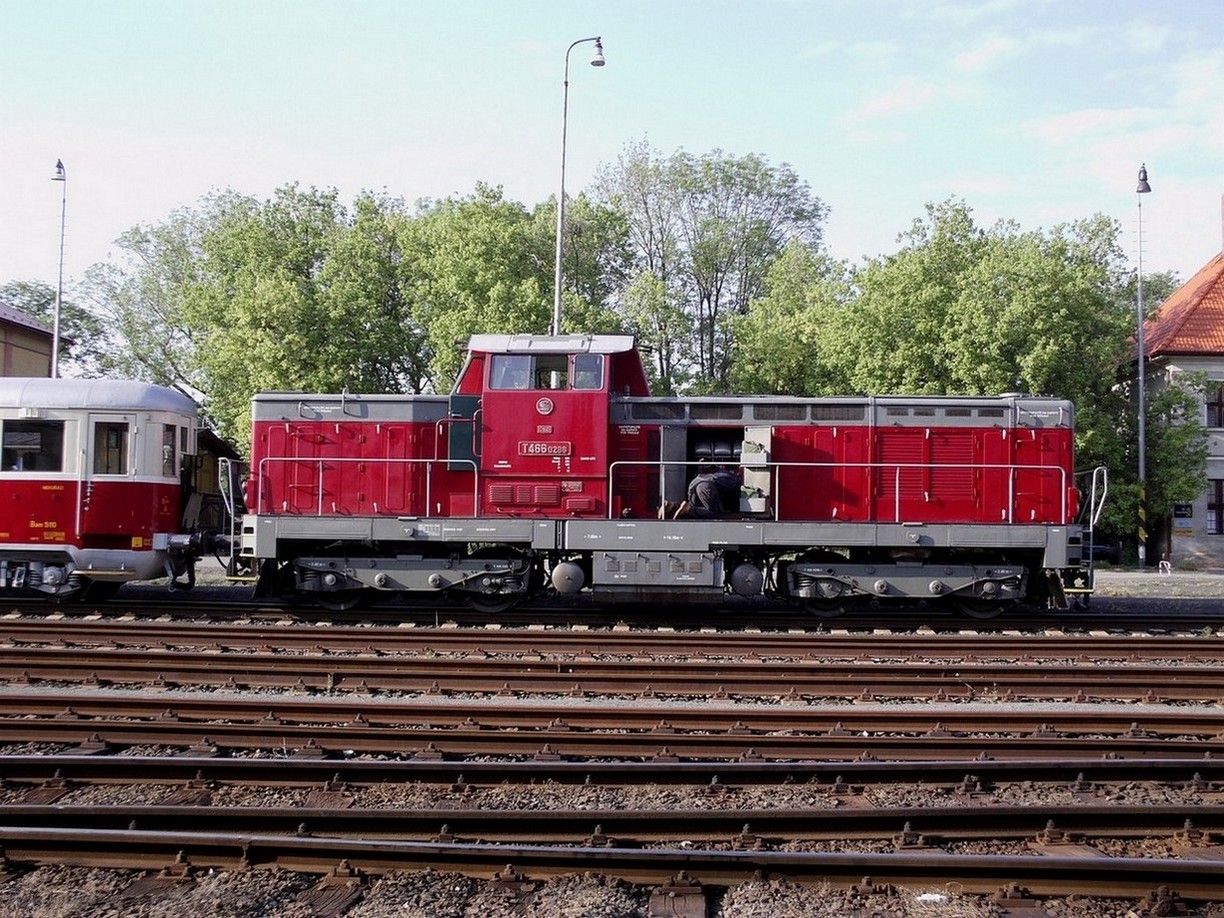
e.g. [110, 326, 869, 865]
[596, 141, 828, 392]
[731, 242, 851, 395]
[398, 184, 552, 389]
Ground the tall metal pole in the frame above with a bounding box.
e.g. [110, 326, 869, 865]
[552, 36, 604, 337]
[50, 159, 67, 378]
[1135, 163, 1151, 568]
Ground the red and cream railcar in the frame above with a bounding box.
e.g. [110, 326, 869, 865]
[0, 378, 200, 598]
[238, 335, 1101, 614]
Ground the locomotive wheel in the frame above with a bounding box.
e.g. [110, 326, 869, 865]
[315, 590, 369, 612]
[956, 597, 1016, 619]
[465, 593, 524, 614]
[802, 597, 848, 618]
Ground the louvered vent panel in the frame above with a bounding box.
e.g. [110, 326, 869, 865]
[534, 484, 561, 506]
[488, 484, 514, 504]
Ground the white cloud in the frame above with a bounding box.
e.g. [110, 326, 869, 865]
[851, 76, 944, 121]
[953, 35, 1018, 72]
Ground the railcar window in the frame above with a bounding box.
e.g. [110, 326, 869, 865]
[180, 426, 188, 453]
[162, 424, 177, 477]
[94, 422, 129, 475]
[886, 407, 910, 417]
[913, 407, 936, 417]
[572, 354, 604, 390]
[977, 408, 1005, 418]
[944, 407, 972, 417]
[2, 420, 65, 472]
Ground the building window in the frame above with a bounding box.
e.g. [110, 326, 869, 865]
[2, 420, 65, 472]
[1207, 385, 1224, 428]
[93, 422, 129, 475]
[1209, 480, 1224, 536]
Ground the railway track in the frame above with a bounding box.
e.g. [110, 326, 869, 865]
[2, 689, 1224, 760]
[2, 610, 1223, 911]
[3, 616, 1223, 658]
[4, 645, 1224, 702]
[2, 826, 1222, 899]
[3, 753, 1223, 789]
[5, 592, 1224, 632]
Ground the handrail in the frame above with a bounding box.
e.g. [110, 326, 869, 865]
[255, 456, 478, 518]
[217, 456, 239, 568]
[607, 459, 1068, 523]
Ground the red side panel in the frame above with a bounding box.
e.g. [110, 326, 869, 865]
[0, 480, 79, 546]
[770, 424, 1073, 525]
[80, 482, 181, 548]
[251, 420, 474, 518]
[608, 423, 660, 518]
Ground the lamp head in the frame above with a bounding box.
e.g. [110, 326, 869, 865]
[51, 159, 65, 182]
[590, 38, 605, 67]
[1136, 163, 1151, 194]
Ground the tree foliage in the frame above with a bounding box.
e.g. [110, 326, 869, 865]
[596, 141, 827, 392]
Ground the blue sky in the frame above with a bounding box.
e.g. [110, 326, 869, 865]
[2, 0, 1221, 292]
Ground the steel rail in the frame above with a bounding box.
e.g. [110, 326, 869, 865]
[2, 754, 1222, 789]
[4, 646, 1224, 701]
[2, 619, 1222, 659]
[4, 691, 1223, 736]
[1, 827, 1222, 897]
[4, 598, 1224, 630]
[4, 803, 1223, 843]
[2, 694, 1223, 760]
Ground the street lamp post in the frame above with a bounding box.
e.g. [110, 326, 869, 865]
[50, 159, 67, 378]
[1135, 163, 1152, 568]
[552, 36, 605, 337]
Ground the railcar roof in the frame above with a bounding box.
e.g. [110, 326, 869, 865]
[467, 334, 636, 354]
[0, 377, 198, 415]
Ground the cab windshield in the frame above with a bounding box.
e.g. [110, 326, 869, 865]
[488, 354, 604, 391]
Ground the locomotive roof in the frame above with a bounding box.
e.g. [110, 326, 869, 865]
[467, 334, 636, 354]
[0, 377, 198, 415]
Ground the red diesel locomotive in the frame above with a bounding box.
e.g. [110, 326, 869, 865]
[234, 334, 1104, 615]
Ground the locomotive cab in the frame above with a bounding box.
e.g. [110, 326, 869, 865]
[454, 335, 649, 519]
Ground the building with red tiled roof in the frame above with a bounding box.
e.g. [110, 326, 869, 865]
[1145, 252, 1224, 358]
[1144, 247, 1224, 570]
[0, 304, 52, 377]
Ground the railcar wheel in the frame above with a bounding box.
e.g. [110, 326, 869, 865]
[81, 580, 122, 602]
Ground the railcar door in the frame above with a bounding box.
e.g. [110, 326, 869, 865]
[79, 413, 147, 547]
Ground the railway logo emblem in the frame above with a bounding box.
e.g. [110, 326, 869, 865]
[536, 397, 554, 416]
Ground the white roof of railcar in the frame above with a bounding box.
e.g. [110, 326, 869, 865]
[0, 378, 198, 415]
[467, 334, 636, 354]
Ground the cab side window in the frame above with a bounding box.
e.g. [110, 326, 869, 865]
[2, 420, 65, 472]
[572, 354, 604, 390]
[94, 422, 129, 475]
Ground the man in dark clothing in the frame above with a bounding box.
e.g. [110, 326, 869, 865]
[660, 462, 741, 519]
